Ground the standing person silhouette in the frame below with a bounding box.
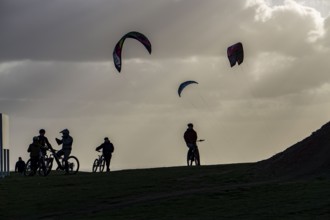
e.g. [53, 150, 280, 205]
[15, 157, 26, 175]
[96, 137, 114, 172]
[38, 129, 53, 156]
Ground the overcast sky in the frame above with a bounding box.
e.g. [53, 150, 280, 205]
[2, 0, 330, 171]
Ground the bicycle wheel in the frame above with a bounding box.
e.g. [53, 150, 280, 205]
[24, 159, 34, 176]
[99, 156, 105, 172]
[92, 159, 99, 172]
[194, 149, 200, 166]
[46, 157, 53, 175]
[187, 151, 193, 166]
[38, 161, 49, 177]
[39, 157, 53, 176]
[66, 156, 80, 175]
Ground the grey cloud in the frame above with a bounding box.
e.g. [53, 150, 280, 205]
[1, 0, 329, 63]
[0, 0, 245, 62]
[3, 0, 330, 171]
[243, 0, 325, 57]
[249, 52, 330, 98]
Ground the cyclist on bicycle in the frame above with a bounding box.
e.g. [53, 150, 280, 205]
[55, 129, 73, 172]
[27, 136, 46, 176]
[184, 123, 200, 165]
[96, 137, 114, 172]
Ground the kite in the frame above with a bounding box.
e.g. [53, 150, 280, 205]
[113, 31, 152, 72]
[227, 42, 244, 67]
[178, 80, 198, 97]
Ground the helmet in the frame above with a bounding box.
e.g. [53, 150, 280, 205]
[104, 137, 109, 141]
[187, 123, 193, 128]
[60, 129, 69, 135]
[39, 129, 45, 134]
[33, 136, 39, 142]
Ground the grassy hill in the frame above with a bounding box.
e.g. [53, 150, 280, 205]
[1, 163, 330, 220]
[3, 122, 330, 219]
[256, 121, 330, 179]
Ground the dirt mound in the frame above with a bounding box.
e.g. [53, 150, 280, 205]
[255, 121, 330, 179]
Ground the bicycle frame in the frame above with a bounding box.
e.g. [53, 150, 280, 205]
[92, 153, 105, 172]
[48, 147, 66, 169]
[186, 139, 204, 166]
[187, 147, 199, 165]
[97, 154, 104, 162]
[47, 146, 80, 174]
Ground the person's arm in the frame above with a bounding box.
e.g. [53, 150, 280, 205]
[45, 137, 53, 149]
[55, 138, 63, 145]
[184, 131, 188, 144]
[96, 144, 103, 152]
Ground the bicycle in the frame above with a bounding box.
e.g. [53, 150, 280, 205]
[46, 146, 80, 175]
[92, 152, 105, 172]
[187, 139, 204, 166]
[24, 154, 50, 176]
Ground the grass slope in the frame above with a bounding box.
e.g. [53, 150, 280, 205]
[1, 164, 330, 220]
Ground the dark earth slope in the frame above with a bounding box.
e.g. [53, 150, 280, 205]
[255, 121, 330, 179]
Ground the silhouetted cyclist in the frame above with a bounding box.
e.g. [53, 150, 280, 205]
[184, 123, 200, 165]
[27, 136, 46, 176]
[55, 129, 73, 173]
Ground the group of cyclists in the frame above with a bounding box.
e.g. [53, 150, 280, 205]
[25, 128, 74, 176]
[15, 128, 116, 176]
[16, 122, 201, 176]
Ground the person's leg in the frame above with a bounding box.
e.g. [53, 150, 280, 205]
[55, 150, 64, 170]
[187, 147, 193, 166]
[63, 149, 71, 173]
[195, 148, 200, 166]
[188, 147, 193, 160]
[30, 157, 38, 176]
[56, 149, 64, 158]
[104, 153, 111, 172]
[39, 157, 47, 175]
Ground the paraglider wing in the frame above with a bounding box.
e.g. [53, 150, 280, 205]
[178, 80, 198, 97]
[227, 42, 244, 67]
[113, 31, 152, 72]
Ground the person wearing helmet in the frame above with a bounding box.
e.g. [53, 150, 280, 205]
[96, 137, 115, 172]
[55, 129, 73, 171]
[38, 129, 53, 156]
[27, 136, 43, 176]
[184, 123, 200, 165]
